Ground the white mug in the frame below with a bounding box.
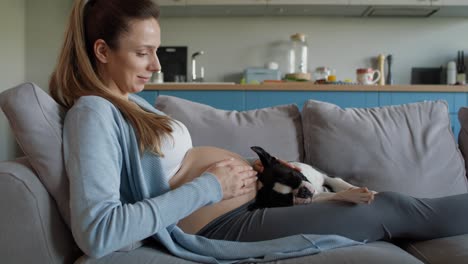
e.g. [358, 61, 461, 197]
[356, 68, 381, 85]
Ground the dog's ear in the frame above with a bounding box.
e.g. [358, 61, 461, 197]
[251, 146, 278, 168]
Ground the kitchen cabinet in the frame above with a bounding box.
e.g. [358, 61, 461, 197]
[437, 0, 468, 6]
[182, 0, 267, 16]
[266, 0, 365, 16]
[350, 0, 442, 17]
[157, 0, 468, 17]
[267, 0, 349, 4]
[349, 0, 468, 6]
[349, 0, 432, 6]
[158, 0, 187, 16]
[158, 0, 186, 6]
[432, 0, 468, 17]
[186, 0, 267, 5]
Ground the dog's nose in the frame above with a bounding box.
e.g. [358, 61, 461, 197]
[296, 186, 312, 198]
[295, 182, 315, 199]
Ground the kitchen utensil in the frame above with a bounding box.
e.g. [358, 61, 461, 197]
[386, 54, 393, 85]
[457, 50, 466, 85]
[377, 54, 386, 86]
[356, 68, 381, 85]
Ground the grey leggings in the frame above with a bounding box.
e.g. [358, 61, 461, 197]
[197, 192, 468, 242]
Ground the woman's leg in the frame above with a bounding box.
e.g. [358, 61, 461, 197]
[198, 192, 468, 242]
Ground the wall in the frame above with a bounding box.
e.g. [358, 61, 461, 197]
[26, 0, 72, 90]
[0, 0, 25, 161]
[159, 16, 468, 83]
[0, 0, 71, 161]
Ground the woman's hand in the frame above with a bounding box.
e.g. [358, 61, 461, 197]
[334, 187, 376, 204]
[205, 158, 258, 200]
[252, 158, 302, 173]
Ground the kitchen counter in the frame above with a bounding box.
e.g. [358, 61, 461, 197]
[144, 83, 468, 92]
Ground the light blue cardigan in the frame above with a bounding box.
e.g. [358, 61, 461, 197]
[63, 94, 361, 263]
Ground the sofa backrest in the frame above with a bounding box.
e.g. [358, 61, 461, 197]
[156, 95, 468, 198]
[156, 95, 304, 162]
[301, 99, 468, 198]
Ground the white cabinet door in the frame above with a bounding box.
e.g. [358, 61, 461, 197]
[267, 0, 349, 4]
[266, 0, 366, 16]
[185, 0, 267, 5]
[437, 0, 468, 5]
[184, 0, 267, 16]
[158, 0, 186, 6]
[350, 0, 431, 5]
[432, 0, 468, 16]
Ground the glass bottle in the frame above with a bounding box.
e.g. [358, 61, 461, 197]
[314, 67, 331, 84]
[288, 33, 308, 75]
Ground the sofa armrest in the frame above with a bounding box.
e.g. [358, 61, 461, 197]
[0, 158, 80, 264]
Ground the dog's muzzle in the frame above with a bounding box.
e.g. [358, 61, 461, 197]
[293, 181, 315, 205]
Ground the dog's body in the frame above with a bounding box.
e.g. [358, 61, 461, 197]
[250, 146, 373, 210]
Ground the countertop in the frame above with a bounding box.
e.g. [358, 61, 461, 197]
[144, 83, 468, 92]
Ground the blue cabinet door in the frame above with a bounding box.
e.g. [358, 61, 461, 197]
[245, 91, 379, 110]
[137, 90, 245, 110]
[137, 90, 159, 106]
[159, 90, 246, 110]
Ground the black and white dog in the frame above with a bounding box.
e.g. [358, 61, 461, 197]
[249, 146, 371, 210]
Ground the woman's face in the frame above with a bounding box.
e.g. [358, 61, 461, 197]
[96, 18, 161, 98]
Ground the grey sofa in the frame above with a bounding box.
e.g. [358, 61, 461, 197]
[2, 82, 468, 264]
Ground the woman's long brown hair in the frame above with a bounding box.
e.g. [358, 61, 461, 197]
[49, 0, 173, 155]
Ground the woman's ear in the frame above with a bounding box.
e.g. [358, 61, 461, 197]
[94, 39, 109, 64]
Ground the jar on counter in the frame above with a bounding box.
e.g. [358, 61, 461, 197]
[285, 33, 311, 81]
[314, 67, 331, 83]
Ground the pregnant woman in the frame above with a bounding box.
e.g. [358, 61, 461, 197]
[50, 0, 468, 262]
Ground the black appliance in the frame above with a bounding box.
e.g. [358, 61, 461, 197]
[411, 67, 445, 84]
[157, 46, 187, 82]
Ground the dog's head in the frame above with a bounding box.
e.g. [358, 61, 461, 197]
[249, 146, 313, 209]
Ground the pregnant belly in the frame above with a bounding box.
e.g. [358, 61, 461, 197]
[169, 146, 256, 234]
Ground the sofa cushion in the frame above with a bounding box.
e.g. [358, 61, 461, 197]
[401, 234, 468, 264]
[0, 158, 81, 264]
[155, 95, 304, 162]
[76, 241, 422, 264]
[302, 100, 467, 198]
[0, 82, 71, 227]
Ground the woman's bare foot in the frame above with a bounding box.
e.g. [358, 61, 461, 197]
[334, 187, 375, 204]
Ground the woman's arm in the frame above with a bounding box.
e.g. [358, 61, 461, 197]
[64, 100, 223, 258]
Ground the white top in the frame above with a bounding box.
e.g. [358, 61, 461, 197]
[159, 119, 193, 182]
